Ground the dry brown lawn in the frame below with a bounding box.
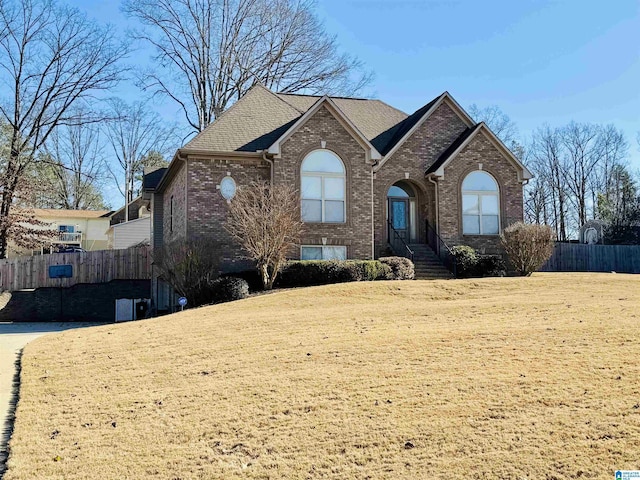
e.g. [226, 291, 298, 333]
[4, 273, 640, 479]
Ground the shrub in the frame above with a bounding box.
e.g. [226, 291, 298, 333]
[153, 238, 221, 308]
[355, 260, 392, 281]
[209, 276, 250, 304]
[378, 256, 415, 280]
[222, 270, 263, 292]
[276, 260, 393, 287]
[450, 245, 479, 278]
[501, 222, 555, 276]
[450, 246, 505, 278]
[476, 255, 506, 277]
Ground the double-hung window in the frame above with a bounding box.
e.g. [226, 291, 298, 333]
[301, 150, 346, 223]
[462, 171, 500, 235]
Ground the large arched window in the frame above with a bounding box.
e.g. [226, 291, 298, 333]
[462, 171, 500, 235]
[301, 149, 346, 223]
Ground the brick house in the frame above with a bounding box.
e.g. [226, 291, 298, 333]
[146, 85, 531, 308]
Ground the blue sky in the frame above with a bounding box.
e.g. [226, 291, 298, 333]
[71, 0, 640, 207]
[315, 0, 639, 162]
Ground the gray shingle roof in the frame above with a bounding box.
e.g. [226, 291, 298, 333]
[426, 124, 482, 174]
[182, 85, 415, 155]
[183, 85, 303, 152]
[378, 95, 442, 155]
[277, 93, 408, 152]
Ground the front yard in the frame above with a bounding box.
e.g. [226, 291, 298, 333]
[5, 273, 640, 479]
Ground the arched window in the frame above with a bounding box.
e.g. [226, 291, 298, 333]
[301, 150, 346, 223]
[462, 171, 500, 235]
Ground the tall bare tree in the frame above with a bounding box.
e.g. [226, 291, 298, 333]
[528, 123, 628, 240]
[0, 0, 128, 257]
[104, 99, 176, 220]
[30, 111, 109, 210]
[468, 104, 519, 147]
[226, 182, 303, 289]
[122, 0, 372, 132]
[529, 125, 570, 240]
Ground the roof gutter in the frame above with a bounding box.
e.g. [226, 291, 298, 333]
[155, 150, 187, 193]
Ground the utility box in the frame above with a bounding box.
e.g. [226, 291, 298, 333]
[115, 298, 151, 322]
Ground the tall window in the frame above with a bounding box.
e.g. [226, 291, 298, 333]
[462, 171, 500, 235]
[301, 150, 346, 223]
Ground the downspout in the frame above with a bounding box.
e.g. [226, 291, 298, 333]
[427, 174, 439, 235]
[261, 150, 274, 186]
[371, 160, 378, 259]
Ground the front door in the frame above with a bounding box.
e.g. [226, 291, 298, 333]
[389, 198, 409, 242]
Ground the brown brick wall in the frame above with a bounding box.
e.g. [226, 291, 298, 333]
[163, 161, 187, 243]
[277, 105, 373, 259]
[186, 156, 270, 270]
[437, 132, 524, 254]
[158, 99, 525, 266]
[373, 102, 468, 257]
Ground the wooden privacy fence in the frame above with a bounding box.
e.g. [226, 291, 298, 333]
[0, 246, 152, 291]
[541, 242, 640, 273]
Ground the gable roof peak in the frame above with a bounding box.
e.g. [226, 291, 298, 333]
[427, 122, 533, 181]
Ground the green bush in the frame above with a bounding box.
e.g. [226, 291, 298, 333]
[378, 256, 415, 280]
[357, 260, 393, 281]
[451, 246, 505, 278]
[276, 260, 393, 287]
[209, 276, 250, 304]
[221, 270, 263, 292]
[450, 245, 479, 278]
[476, 255, 506, 277]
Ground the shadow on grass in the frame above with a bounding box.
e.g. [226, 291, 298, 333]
[0, 349, 23, 479]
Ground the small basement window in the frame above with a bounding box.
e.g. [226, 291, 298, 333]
[300, 245, 347, 261]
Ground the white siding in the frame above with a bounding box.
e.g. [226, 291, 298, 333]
[112, 217, 151, 250]
[85, 218, 110, 242]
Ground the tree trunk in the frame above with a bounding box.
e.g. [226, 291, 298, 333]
[260, 263, 272, 290]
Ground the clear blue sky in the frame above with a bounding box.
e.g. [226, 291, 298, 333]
[71, 0, 640, 207]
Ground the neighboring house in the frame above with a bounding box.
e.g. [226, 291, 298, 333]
[146, 84, 532, 304]
[9, 209, 113, 257]
[107, 197, 152, 250]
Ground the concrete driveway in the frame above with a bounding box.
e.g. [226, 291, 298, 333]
[0, 322, 104, 476]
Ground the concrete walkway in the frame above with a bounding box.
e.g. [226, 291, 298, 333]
[0, 322, 104, 477]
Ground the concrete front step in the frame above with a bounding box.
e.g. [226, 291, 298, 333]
[390, 243, 454, 279]
[407, 243, 454, 279]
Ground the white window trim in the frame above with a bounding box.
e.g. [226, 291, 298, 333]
[462, 172, 501, 236]
[301, 149, 346, 224]
[301, 171, 346, 223]
[300, 245, 347, 261]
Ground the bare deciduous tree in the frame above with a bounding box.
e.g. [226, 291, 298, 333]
[0, 0, 128, 257]
[104, 99, 176, 220]
[122, 0, 372, 132]
[153, 238, 222, 307]
[468, 104, 519, 147]
[528, 123, 628, 240]
[33, 111, 109, 210]
[528, 125, 570, 239]
[225, 182, 303, 289]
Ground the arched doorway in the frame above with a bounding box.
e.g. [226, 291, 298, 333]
[387, 181, 417, 244]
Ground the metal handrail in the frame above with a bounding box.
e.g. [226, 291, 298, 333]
[387, 220, 414, 261]
[425, 219, 457, 277]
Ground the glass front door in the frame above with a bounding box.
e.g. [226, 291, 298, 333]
[389, 199, 409, 241]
